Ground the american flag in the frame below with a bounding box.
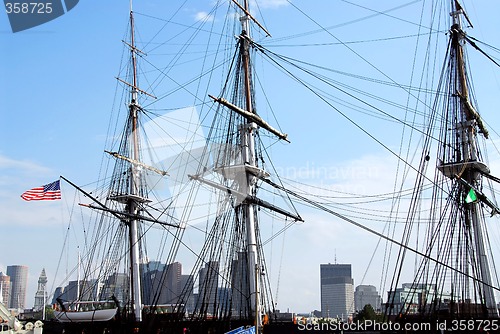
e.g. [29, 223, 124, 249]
[21, 180, 62, 201]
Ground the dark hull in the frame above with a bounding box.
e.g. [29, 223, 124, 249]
[42, 318, 328, 334]
[43, 316, 254, 334]
[45, 318, 494, 334]
[41, 320, 389, 334]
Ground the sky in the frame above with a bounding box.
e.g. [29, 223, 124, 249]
[1, 0, 500, 314]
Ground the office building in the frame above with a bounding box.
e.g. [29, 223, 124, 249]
[320, 263, 354, 319]
[385, 283, 450, 315]
[231, 252, 250, 317]
[354, 284, 381, 311]
[180, 274, 195, 312]
[198, 261, 219, 315]
[141, 261, 165, 305]
[51, 286, 65, 305]
[101, 273, 128, 302]
[7, 265, 28, 309]
[161, 262, 182, 304]
[0, 272, 10, 308]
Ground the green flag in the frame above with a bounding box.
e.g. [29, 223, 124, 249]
[465, 188, 478, 203]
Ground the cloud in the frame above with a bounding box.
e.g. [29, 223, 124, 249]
[253, 0, 289, 9]
[194, 11, 215, 22]
[0, 154, 55, 198]
[0, 154, 67, 308]
[0, 154, 51, 175]
[0, 153, 61, 226]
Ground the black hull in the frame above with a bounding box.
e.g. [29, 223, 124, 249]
[42, 318, 338, 334]
[43, 317, 254, 334]
[41, 319, 407, 334]
[45, 318, 494, 334]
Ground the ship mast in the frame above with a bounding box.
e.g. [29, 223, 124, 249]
[191, 1, 300, 328]
[444, 0, 497, 317]
[239, 0, 261, 329]
[387, 0, 499, 321]
[126, 1, 143, 322]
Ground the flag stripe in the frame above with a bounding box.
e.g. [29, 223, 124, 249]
[21, 180, 61, 201]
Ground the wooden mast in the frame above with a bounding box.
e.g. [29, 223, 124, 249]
[200, 1, 299, 328]
[127, 0, 143, 323]
[239, 0, 261, 330]
[449, 0, 498, 317]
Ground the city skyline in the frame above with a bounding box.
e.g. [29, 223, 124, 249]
[1, 259, 383, 315]
[8, 259, 484, 318]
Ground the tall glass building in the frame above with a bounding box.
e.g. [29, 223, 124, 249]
[6, 265, 28, 310]
[320, 263, 354, 319]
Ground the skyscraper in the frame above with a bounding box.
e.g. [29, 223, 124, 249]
[320, 263, 354, 319]
[0, 272, 10, 308]
[160, 262, 182, 304]
[101, 273, 128, 302]
[198, 261, 219, 315]
[141, 260, 165, 305]
[354, 284, 381, 311]
[7, 265, 28, 310]
[180, 274, 194, 313]
[231, 252, 249, 317]
[34, 268, 48, 311]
